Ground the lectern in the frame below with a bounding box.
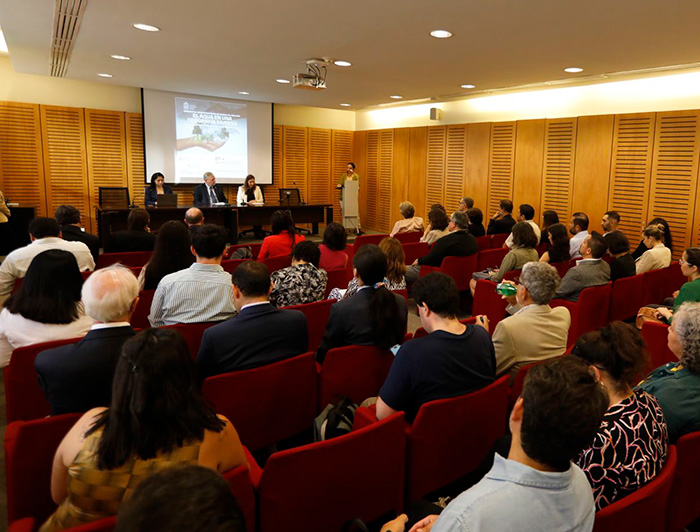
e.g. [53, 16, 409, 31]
[341, 180, 359, 233]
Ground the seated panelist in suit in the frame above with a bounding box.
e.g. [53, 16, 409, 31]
[193, 171, 228, 207]
[196, 261, 308, 380]
[236, 174, 264, 205]
[144, 172, 174, 207]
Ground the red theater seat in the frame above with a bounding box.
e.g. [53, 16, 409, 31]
[284, 299, 334, 352]
[261, 254, 292, 273]
[472, 279, 508, 332]
[324, 267, 351, 297]
[476, 235, 492, 251]
[221, 258, 250, 274]
[609, 274, 645, 322]
[130, 289, 155, 329]
[551, 283, 612, 346]
[643, 267, 670, 306]
[402, 242, 431, 265]
[95, 251, 152, 269]
[394, 231, 422, 244]
[225, 243, 262, 260]
[353, 234, 390, 252]
[490, 233, 508, 248]
[166, 321, 219, 358]
[476, 248, 508, 271]
[640, 321, 676, 370]
[667, 431, 700, 532]
[419, 255, 478, 292]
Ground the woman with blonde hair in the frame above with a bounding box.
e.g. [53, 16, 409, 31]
[636, 223, 671, 274]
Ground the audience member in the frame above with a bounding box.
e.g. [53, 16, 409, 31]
[197, 261, 307, 378]
[149, 224, 235, 326]
[257, 210, 305, 261]
[0, 250, 93, 367]
[270, 241, 327, 307]
[632, 217, 673, 260]
[574, 322, 668, 510]
[115, 465, 247, 532]
[144, 172, 173, 207]
[458, 197, 474, 212]
[604, 231, 636, 281]
[486, 199, 516, 235]
[421, 207, 451, 245]
[377, 273, 495, 423]
[41, 328, 247, 530]
[55, 205, 100, 261]
[139, 220, 194, 290]
[35, 265, 138, 415]
[319, 222, 348, 270]
[481, 262, 570, 380]
[505, 204, 541, 248]
[556, 232, 610, 302]
[317, 245, 407, 363]
[488, 222, 539, 282]
[635, 223, 671, 274]
[465, 207, 486, 237]
[540, 223, 571, 264]
[108, 208, 156, 253]
[540, 209, 560, 246]
[638, 302, 700, 442]
[397, 356, 608, 532]
[379, 237, 407, 290]
[569, 212, 590, 259]
[601, 211, 620, 235]
[0, 217, 94, 302]
[184, 207, 204, 227]
[405, 211, 477, 283]
[390, 201, 424, 236]
[656, 248, 700, 323]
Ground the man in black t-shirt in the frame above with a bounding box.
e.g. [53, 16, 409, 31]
[487, 199, 516, 235]
[377, 273, 496, 423]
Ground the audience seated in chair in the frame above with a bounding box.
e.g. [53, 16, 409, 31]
[655, 248, 700, 323]
[55, 205, 100, 262]
[257, 209, 305, 261]
[138, 220, 194, 290]
[107, 208, 156, 253]
[390, 201, 424, 237]
[40, 328, 247, 531]
[555, 232, 610, 302]
[421, 206, 451, 245]
[376, 272, 495, 423]
[458, 196, 474, 212]
[539, 209, 560, 247]
[539, 223, 570, 264]
[631, 217, 673, 260]
[197, 261, 308, 379]
[466, 207, 486, 238]
[568, 212, 590, 260]
[635, 223, 672, 274]
[573, 322, 668, 510]
[270, 241, 327, 308]
[184, 207, 205, 228]
[319, 222, 348, 271]
[486, 199, 516, 236]
[603, 230, 636, 282]
[504, 204, 541, 249]
[601, 210, 620, 236]
[149, 224, 235, 327]
[35, 265, 138, 415]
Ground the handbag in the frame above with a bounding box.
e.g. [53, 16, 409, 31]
[636, 306, 664, 329]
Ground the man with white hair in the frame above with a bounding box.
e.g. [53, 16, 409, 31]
[34, 265, 139, 415]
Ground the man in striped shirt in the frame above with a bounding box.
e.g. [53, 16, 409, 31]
[149, 224, 236, 327]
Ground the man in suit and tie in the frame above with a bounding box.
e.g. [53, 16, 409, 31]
[34, 265, 138, 415]
[193, 172, 228, 207]
[196, 261, 308, 379]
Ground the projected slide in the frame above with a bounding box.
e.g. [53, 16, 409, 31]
[174, 97, 248, 180]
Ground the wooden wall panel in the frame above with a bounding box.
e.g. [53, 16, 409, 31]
[331, 130, 354, 222]
[572, 115, 614, 234]
[408, 127, 428, 218]
[308, 128, 331, 205]
[487, 122, 516, 216]
[608, 113, 656, 243]
[391, 128, 411, 229]
[125, 113, 145, 208]
[353, 131, 367, 230]
[426, 126, 446, 208]
[265, 125, 282, 205]
[649, 110, 700, 258]
[445, 125, 467, 213]
[282, 126, 308, 200]
[513, 119, 545, 222]
[540, 118, 578, 225]
[0, 102, 47, 215]
[378, 130, 394, 233]
[464, 123, 490, 213]
[364, 131, 379, 230]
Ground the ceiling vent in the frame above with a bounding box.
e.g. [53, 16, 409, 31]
[50, 0, 88, 77]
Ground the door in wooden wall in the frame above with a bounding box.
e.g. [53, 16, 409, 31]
[540, 118, 578, 227]
[487, 122, 516, 217]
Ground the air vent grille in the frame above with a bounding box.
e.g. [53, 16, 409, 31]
[50, 0, 88, 77]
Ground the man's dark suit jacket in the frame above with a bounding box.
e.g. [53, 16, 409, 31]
[60, 225, 100, 261]
[487, 214, 516, 235]
[196, 302, 308, 380]
[193, 184, 227, 207]
[316, 289, 408, 363]
[107, 229, 156, 253]
[417, 230, 478, 267]
[35, 326, 135, 415]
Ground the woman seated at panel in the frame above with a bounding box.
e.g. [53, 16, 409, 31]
[632, 217, 673, 260]
[539, 223, 570, 264]
[0, 250, 93, 367]
[270, 241, 328, 308]
[390, 201, 424, 237]
[635, 223, 672, 274]
[236, 174, 264, 205]
[421, 207, 451, 245]
[319, 222, 348, 271]
[466, 207, 486, 237]
[604, 230, 636, 282]
[138, 220, 194, 290]
[40, 328, 247, 531]
[144, 172, 173, 207]
[317, 244, 407, 363]
[654, 248, 700, 323]
[539, 209, 560, 247]
[257, 210, 305, 261]
[574, 322, 668, 510]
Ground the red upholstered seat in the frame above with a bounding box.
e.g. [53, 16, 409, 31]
[420, 255, 478, 292]
[318, 345, 394, 408]
[284, 299, 334, 352]
[490, 233, 508, 248]
[223, 454, 257, 532]
[225, 243, 262, 260]
[221, 258, 250, 274]
[261, 254, 292, 274]
[551, 283, 612, 346]
[394, 231, 422, 244]
[609, 273, 645, 322]
[131, 289, 155, 329]
[476, 247, 508, 271]
[551, 260, 571, 278]
[353, 234, 390, 252]
[476, 235, 492, 251]
[5, 338, 81, 423]
[508, 355, 564, 412]
[402, 242, 431, 265]
[9, 516, 117, 532]
[667, 431, 700, 532]
[165, 321, 219, 359]
[81, 270, 93, 281]
[593, 445, 676, 532]
[643, 267, 670, 306]
[664, 261, 686, 299]
[324, 267, 351, 297]
[95, 251, 152, 269]
[471, 279, 508, 332]
[255, 412, 406, 532]
[202, 352, 317, 451]
[535, 242, 548, 256]
[640, 321, 676, 370]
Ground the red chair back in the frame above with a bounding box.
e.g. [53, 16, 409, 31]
[490, 233, 508, 248]
[477, 248, 508, 270]
[5, 413, 81, 525]
[439, 255, 478, 292]
[667, 431, 700, 532]
[471, 279, 507, 333]
[553, 283, 612, 346]
[324, 267, 351, 297]
[593, 445, 676, 532]
[257, 413, 406, 532]
[5, 338, 81, 423]
[353, 234, 390, 252]
[319, 345, 394, 407]
[81, 270, 93, 281]
[202, 352, 317, 451]
[284, 299, 334, 352]
[402, 242, 431, 265]
[665, 261, 687, 298]
[62, 517, 116, 531]
[643, 267, 670, 306]
[641, 321, 676, 370]
[609, 274, 645, 322]
[551, 261, 571, 278]
[406, 376, 510, 502]
[393, 288, 408, 302]
[261, 254, 292, 273]
[394, 231, 422, 244]
[223, 462, 256, 532]
[221, 259, 250, 274]
[225, 243, 262, 260]
[509, 356, 564, 412]
[536, 242, 548, 256]
[476, 235, 492, 251]
[165, 321, 218, 358]
[95, 251, 152, 269]
[131, 289, 155, 329]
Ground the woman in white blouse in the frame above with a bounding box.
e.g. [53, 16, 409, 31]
[236, 174, 264, 205]
[636, 223, 672, 274]
[0, 249, 92, 367]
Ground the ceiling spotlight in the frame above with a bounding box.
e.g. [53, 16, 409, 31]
[97, 73, 113, 78]
[564, 67, 583, 73]
[110, 54, 131, 61]
[276, 79, 291, 84]
[340, 103, 351, 107]
[238, 91, 250, 95]
[334, 60, 352, 67]
[133, 23, 160, 32]
[390, 95, 403, 99]
[430, 30, 452, 39]
[461, 84, 475, 89]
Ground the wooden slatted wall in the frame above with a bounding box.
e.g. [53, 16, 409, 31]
[268, 125, 282, 204]
[540, 118, 578, 224]
[365, 131, 379, 229]
[331, 130, 354, 222]
[487, 122, 516, 216]
[125, 113, 145, 207]
[282, 126, 309, 202]
[377, 129, 394, 233]
[426, 126, 446, 208]
[444, 125, 467, 213]
[308, 128, 331, 205]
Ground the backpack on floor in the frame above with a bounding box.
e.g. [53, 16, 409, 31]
[313, 396, 358, 441]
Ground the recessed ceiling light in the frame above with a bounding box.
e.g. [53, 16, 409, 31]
[97, 73, 113, 78]
[390, 95, 403, 99]
[110, 54, 131, 61]
[564, 67, 583, 73]
[430, 30, 452, 39]
[276, 79, 291, 84]
[238, 91, 250, 95]
[133, 23, 160, 32]
[461, 84, 476, 89]
[340, 103, 351, 107]
[334, 60, 352, 67]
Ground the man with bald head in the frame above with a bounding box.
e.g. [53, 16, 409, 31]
[185, 207, 204, 227]
[34, 265, 139, 415]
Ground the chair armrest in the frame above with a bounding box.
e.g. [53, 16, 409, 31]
[8, 517, 35, 532]
[354, 405, 378, 431]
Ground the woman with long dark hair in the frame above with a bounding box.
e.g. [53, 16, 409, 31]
[540, 209, 560, 246]
[41, 328, 246, 531]
[539, 223, 570, 264]
[144, 172, 173, 207]
[257, 210, 305, 260]
[139, 220, 194, 290]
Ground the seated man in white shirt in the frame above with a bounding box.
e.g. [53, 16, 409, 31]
[504, 204, 541, 248]
[568, 211, 590, 259]
[0, 217, 94, 303]
[149, 224, 236, 326]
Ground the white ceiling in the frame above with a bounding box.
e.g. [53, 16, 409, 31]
[2, 0, 700, 110]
